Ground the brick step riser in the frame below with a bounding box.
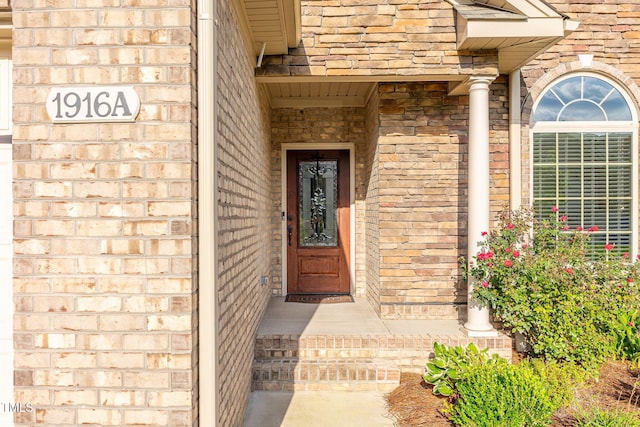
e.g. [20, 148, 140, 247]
[255, 335, 513, 370]
[251, 359, 400, 392]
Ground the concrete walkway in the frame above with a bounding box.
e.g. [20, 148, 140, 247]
[242, 297, 468, 426]
[242, 390, 395, 427]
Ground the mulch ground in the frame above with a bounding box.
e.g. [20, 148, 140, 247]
[385, 357, 640, 427]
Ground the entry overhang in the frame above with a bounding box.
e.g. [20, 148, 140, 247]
[447, 0, 579, 74]
[459, 17, 566, 46]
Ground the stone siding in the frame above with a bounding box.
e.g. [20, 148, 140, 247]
[12, 2, 198, 426]
[258, 0, 499, 78]
[369, 80, 509, 319]
[8, 0, 640, 425]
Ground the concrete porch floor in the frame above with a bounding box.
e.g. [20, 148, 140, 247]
[256, 296, 465, 336]
[242, 296, 499, 427]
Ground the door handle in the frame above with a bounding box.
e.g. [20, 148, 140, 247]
[287, 225, 293, 246]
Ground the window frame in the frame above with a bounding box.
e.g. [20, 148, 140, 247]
[530, 72, 639, 257]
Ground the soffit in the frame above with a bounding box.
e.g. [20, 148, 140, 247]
[265, 81, 376, 108]
[240, 0, 301, 56]
[471, 0, 561, 18]
[259, 75, 468, 108]
[449, 0, 578, 73]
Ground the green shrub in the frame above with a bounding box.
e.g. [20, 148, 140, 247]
[423, 342, 505, 396]
[522, 358, 588, 408]
[446, 362, 560, 427]
[611, 310, 640, 364]
[575, 407, 640, 427]
[462, 207, 640, 369]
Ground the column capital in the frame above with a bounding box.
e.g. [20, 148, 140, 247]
[466, 74, 498, 88]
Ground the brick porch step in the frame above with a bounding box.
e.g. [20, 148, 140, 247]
[251, 358, 400, 392]
[251, 331, 512, 392]
[255, 333, 513, 370]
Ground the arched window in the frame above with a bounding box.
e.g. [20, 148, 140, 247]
[531, 73, 638, 255]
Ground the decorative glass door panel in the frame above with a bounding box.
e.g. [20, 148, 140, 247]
[298, 160, 338, 247]
[286, 150, 350, 295]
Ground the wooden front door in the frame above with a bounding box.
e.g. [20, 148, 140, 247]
[286, 150, 350, 295]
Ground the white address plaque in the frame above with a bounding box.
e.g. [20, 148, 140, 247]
[46, 86, 140, 123]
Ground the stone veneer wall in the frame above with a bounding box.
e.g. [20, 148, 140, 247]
[371, 80, 510, 319]
[258, 0, 499, 78]
[216, 0, 274, 425]
[12, 1, 198, 426]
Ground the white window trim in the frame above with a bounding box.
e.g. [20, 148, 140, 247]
[530, 72, 639, 258]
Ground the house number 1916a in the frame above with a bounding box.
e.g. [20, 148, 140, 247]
[46, 86, 140, 123]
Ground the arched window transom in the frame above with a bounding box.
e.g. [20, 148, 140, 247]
[533, 76, 632, 123]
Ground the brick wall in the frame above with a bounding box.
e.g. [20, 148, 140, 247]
[215, 0, 274, 425]
[12, 2, 198, 426]
[258, 0, 498, 79]
[364, 88, 380, 313]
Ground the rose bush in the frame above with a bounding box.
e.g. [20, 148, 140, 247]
[462, 207, 640, 369]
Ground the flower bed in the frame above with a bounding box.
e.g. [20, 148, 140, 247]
[464, 207, 640, 369]
[384, 207, 640, 426]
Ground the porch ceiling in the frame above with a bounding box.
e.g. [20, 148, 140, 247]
[240, 0, 301, 56]
[265, 81, 376, 108]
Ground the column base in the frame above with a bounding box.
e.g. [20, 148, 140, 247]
[464, 303, 497, 336]
[462, 324, 499, 337]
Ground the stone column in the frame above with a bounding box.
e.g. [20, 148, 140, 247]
[464, 76, 498, 335]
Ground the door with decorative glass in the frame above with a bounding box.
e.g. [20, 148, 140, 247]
[286, 150, 350, 295]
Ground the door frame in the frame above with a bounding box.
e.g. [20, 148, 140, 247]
[281, 143, 355, 296]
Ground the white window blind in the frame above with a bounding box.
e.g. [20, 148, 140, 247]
[533, 132, 632, 253]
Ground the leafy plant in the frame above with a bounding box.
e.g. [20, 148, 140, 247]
[575, 407, 640, 427]
[445, 362, 560, 427]
[423, 342, 504, 396]
[611, 310, 640, 365]
[462, 207, 640, 369]
[523, 358, 588, 409]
